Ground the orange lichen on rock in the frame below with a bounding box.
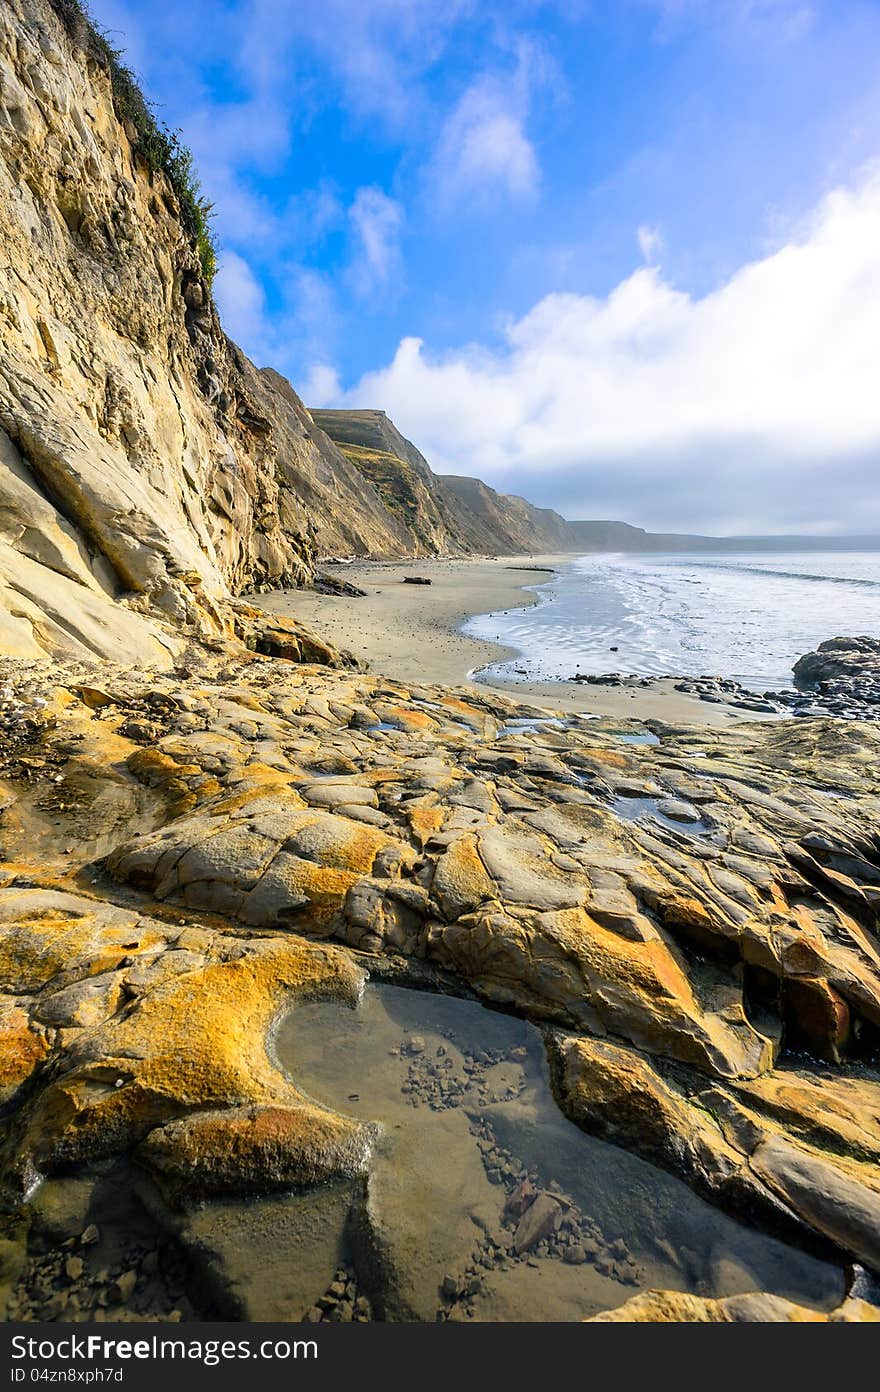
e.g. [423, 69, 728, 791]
[0, 1002, 49, 1103]
[407, 804, 445, 846]
[20, 929, 365, 1178]
[139, 1101, 376, 1194]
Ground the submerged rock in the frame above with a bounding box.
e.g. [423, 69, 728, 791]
[513, 1194, 562, 1254]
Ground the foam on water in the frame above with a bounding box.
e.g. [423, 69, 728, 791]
[464, 550, 880, 691]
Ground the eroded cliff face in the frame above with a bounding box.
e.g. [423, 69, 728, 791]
[437, 473, 576, 555]
[0, 0, 415, 665]
[2, 0, 880, 1328]
[0, 0, 620, 673]
[311, 409, 471, 556]
[313, 409, 579, 557]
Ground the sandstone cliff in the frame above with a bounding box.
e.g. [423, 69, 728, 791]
[310, 408, 474, 556]
[0, 0, 422, 667]
[313, 408, 577, 556]
[437, 473, 576, 554]
[0, 0, 607, 677]
[0, 0, 778, 678]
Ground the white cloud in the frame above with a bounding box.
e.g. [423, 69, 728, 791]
[264, 0, 473, 128]
[434, 79, 539, 204]
[214, 250, 267, 345]
[215, 252, 339, 375]
[430, 35, 555, 210]
[637, 224, 663, 263]
[347, 187, 405, 296]
[301, 363, 344, 407]
[335, 170, 880, 532]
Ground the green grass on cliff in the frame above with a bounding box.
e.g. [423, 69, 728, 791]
[338, 444, 426, 526]
[48, 0, 217, 287]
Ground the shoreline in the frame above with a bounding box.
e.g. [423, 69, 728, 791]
[256, 555, 775, 727]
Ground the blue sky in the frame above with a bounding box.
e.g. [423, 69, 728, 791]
[86, 0, 880, 531]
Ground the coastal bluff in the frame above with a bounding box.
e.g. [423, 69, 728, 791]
[0, 0, 590, 669]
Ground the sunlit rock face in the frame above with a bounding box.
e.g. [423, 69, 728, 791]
[0, 1, 585, 671]
[311, 409, 578, 556]
[0, 0, 423, 665]
[1, 649, 879, 1314]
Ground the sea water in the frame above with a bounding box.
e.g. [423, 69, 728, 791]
[464, 550, 880, 691]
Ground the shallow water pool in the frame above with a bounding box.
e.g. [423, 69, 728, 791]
[275, 982, 845, 1321]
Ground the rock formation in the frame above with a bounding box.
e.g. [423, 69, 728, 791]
[0, 0, 451, 668]
[793, 637, 880, 708]
[586, 1289, 880, 1322]
[313, 409, 578, 556]
[1, 645, 880, 1318]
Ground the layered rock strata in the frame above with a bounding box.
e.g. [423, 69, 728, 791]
[0, 0, 437, 667]
[312, 410, 577, 556]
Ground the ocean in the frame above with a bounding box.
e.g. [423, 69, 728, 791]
[463, 551, 880, 692]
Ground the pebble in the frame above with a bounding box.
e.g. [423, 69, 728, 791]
[110, 1270, 138, 1303]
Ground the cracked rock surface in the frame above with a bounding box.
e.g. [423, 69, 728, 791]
[0, 646, 878, 1320]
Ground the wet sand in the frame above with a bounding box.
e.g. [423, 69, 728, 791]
[257, 556, 771, 727]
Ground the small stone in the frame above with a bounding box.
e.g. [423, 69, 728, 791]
[73, 687, 114, 710]
[513, 1193, 562, 1255]
[65, 1256, 84, 1280]
[657, 798, 701, 823]
[504, 1177, 538, 1222]
[110, 1269, 137, 1303]
[80, 1225, 100, 1247]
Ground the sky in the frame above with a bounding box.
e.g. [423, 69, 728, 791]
[86, 0, 880, 533]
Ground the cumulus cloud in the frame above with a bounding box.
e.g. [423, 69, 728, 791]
[299, 362, 344, 407]
[333, 171, 880, 533]
[214, 250, 267, 345]
[215, 252, 339, 376]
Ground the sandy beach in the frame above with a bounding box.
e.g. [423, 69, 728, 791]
[257, 556, 771, 726]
